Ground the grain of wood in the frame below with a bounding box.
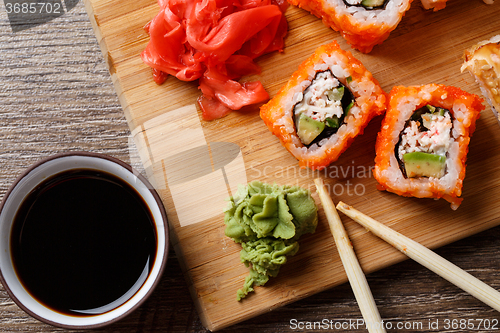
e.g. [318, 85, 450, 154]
[1, 0, 500, 332]
[337, 201, 500, 314]
[81, 0, 500, 330]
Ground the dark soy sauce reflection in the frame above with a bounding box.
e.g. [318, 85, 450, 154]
[11, 169, 157, 316]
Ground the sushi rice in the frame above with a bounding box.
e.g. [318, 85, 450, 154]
[260, 41, 387, 170]
[374, 84, 484, 210]
[286, 0, 413, 53]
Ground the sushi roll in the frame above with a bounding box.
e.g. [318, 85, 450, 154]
[420, 0, 448, 11]
[260, 41, 387, 170]
[374, 84, 484, 210]
[461, 35, 500, 125]
[286, 0, 413, 53]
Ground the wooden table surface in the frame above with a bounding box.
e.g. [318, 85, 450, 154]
[1, 1, 500, 333]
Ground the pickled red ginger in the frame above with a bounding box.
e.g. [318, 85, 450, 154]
[141, 0, 288, 120]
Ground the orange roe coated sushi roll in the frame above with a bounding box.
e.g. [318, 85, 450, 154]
[374, 84, 484, 209]
[286, 0, 413, 53]
[260, 41, 387, 170]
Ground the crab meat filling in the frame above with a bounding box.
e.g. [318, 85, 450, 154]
[293, 70, 354, 146]
[397, 106, 452, 178]
[295, 71, 344, 122]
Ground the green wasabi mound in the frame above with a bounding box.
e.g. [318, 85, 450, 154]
[223, 181, 318, 301]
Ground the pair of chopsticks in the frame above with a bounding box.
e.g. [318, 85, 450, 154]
[314, 178, 500, 333]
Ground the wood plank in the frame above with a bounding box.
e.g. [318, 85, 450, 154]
[82, 0, 500, 330]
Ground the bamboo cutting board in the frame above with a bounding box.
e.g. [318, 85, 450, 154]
[83, 0, 500, 330]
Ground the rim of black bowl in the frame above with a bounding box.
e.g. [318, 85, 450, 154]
[0, 151, 170, 330]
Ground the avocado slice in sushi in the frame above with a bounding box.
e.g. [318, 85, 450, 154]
[343, 0, 386, 8]
[297, 114, 325, 145]
[360, 0, 385, 7]
[293, 70, 355, 146]
[396, 104, 452, 177]
[326, 116, 341, 128]
[403, 152, 446, 178]
[425, 105, 446, 116]
[327, 86, 344, 102]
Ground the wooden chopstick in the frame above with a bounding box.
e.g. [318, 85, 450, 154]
[314, 179, 386, 333]
[336, 201, 500, 313]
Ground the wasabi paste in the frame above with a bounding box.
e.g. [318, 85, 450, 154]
[223, 181, 318, 301]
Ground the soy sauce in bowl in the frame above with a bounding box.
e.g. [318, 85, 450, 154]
[10, 168, 157, 316]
